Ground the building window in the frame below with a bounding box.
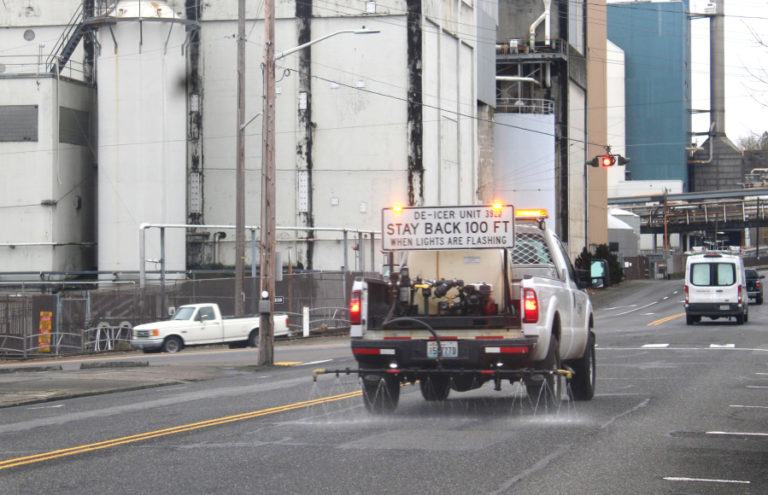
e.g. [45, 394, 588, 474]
[59, 107, 90, 146]
[0, 105, 38, 142]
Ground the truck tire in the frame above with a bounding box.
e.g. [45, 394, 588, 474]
[248, 330, 259, 347]
[526, 335, 562, 408]
[162, 336, 183, 354]
[757, 295, 763, 305]
[361, 374, 400, 414]
[419, 375, 451, 401]
[569, 332, 595, 401]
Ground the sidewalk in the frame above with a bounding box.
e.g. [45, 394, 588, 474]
[0, 359, 223, 408]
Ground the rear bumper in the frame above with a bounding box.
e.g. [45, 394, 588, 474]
[350, 337, 538, 370]
[685, 302, 745, 317]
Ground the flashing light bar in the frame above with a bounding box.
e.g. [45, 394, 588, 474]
[515, 209, 549, 219]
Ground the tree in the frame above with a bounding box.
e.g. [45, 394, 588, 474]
[738, 131, 768, 151]
[574, 245, 624, 287]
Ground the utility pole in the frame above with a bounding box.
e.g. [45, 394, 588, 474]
[234, 0, 246, 316]
[258, 0, 276, 365]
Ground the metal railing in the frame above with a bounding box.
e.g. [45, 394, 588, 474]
[496, 98, 554, 114]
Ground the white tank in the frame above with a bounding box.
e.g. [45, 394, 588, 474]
[96, 1, 187, 280]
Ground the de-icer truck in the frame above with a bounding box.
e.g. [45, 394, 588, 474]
[131, 303, 289, 353]
[339, 205, 596, 413]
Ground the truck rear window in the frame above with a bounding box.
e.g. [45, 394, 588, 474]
[690, 263, 736, 286]
[510, 232, 553, 265]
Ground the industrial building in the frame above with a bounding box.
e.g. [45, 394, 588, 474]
[607, 0, 692, 187]
[0, 0, 608, 285]
[495, 0, 609, 254]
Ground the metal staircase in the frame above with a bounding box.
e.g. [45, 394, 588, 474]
[46, 3, 86, 74]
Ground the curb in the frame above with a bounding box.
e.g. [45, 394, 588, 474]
[0, 365, 63, 374]
[79, 361, 149, 370]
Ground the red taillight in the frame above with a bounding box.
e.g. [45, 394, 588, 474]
[685, 285, 689, 303]
[757, 281, 761, 290]
[738, 285, 743, 304]
[523, 288, 538, 323]
[349, 290, 362, 325]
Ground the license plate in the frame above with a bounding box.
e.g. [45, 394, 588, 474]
[427, 341, 458, 358]
[719, 305, 730, 311]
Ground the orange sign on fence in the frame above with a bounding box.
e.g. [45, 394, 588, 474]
[38, 311, 52, 352]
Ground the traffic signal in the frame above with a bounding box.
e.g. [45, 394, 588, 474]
[588, 154, 630, 167]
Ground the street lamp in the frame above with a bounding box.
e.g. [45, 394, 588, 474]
[257, 18, 380, 365]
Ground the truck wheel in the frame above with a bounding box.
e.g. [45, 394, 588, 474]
[757, 295, 763, 305]
[736, 313, 745, 325]
[162, 336, 183, 354]
[419, 376, 451, 401]
[248, 330, 259, 347]
[570, 332, 595, 401]
[526, 335, 562, 408]
[686, 314, 695, 325]
[361, 374, 400, 414]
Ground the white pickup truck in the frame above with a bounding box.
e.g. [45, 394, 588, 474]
[131, 303, 290, 353]
[347, 205, 596, 413]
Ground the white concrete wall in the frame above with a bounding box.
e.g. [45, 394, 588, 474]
[0, 77, 95, 275]
[96, 17, 188, 278]
[0, 0, 87, 79]
[493, 113, 557, 227]
[568, 82, 587, 259]
[199, 1, 478, 271]
[606, 40, 627, 195]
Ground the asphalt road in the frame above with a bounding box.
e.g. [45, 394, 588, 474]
[0, 278, 766, 494]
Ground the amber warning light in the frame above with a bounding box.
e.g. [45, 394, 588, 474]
[381, 205, 515, 251]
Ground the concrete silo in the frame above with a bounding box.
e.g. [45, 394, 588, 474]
[95, 1, 188, 280]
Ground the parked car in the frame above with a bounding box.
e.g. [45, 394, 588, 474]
[746, 269, 764, 305]
[131, 303, 289, 353]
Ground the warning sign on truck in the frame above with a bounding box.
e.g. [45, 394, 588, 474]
[381, 205, 515, 251]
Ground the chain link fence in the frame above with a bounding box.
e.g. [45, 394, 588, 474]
[0, 271, 379, 358]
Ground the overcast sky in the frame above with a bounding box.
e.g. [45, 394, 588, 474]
[690, 0, 768, 145]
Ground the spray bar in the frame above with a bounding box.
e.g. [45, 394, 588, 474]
[312, 367, 573, 382]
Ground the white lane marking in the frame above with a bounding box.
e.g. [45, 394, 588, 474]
[672, 290, 679, 294]
[730, 405, 768, 409]
[746, 385, 768, 389]
[642, 343, 670, 348]
[707, 431, 768, 437]
[710, 344, 735, 348]
[27, 404, 64, 410]
[614, 302, 657, 316]
[598, 347, 768, 353]
[663, 296, 669, 300]
[663, 477, 750, 485]
[642, 312, 656, 316]
[299, 359, 333, 366]
[756, 372, 768, 376]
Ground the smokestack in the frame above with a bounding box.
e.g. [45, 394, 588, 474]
[710, 0, 725, 136]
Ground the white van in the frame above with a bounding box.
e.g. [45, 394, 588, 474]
[684, 252, 748, 325]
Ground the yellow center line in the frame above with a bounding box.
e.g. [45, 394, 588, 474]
[648, 312, 685, 326]
[0, 390, 361, 470]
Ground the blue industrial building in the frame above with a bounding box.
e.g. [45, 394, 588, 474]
[607, 0, 692, 188]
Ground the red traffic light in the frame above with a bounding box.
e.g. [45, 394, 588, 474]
[601, 155, 615, 167]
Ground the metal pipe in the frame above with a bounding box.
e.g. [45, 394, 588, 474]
[710, 0, 725, 136]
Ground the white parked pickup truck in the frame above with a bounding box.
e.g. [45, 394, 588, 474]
[131, 303, 289, 353]
[347, 205, 596, 413]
